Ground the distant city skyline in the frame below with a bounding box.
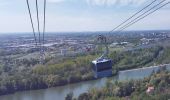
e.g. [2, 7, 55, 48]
[0, 0, 170, 33]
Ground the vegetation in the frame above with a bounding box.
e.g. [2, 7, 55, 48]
[0, 55, 97, 95]
[109, 46, 164, 70]
[75, 68, 170, 100]
[0, 45, 170, 96]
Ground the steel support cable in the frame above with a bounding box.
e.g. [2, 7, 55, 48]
[108, 0, 158, 34]
[39, 0, 47, 64]
[35, 0, 41, 45]
[118, 0, 167, 31]
[119, 2, 170, 32]
[35, 0, 43, 64]
[42, 0, 46, 53]
[26, 0, 37, 46]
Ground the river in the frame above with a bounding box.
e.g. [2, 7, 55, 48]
[1, 64, 170, 100]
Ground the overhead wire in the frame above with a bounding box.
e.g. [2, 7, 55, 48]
[119, 2, 170, 32]
[103, 0, 169, 45]
[42, 0, 46, 54]
[35, 0, 44, 64]
[26, 0, 46, 64]
[108, 0, 158, 34]
[26, 0, 37, 46]
[35, 0, 41, 45]
[117, 0, 167, 31]
[26, 0, 169, 64]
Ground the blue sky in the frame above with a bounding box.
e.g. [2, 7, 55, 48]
[0, 0, 170, 33]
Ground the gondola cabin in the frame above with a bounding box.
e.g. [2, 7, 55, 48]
[92, 59, 112, 78]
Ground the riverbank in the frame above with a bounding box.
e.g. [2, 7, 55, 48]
[0, 64, 170, 95]
[1, 45, 168, 96]
[1, 64, 170, 100]
[75, 68, 170, 100]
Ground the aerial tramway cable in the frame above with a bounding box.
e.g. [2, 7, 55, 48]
[117, 0, 167, 31]
[97, 0, 169, 57]
[42, 0, 46, 55]
[35, 0, 43, 64]
[26, 0, 37, 46]
[26, 0, 47, 64]
[119, 2, 170, 32]
[39, 0, 47, 64]
[109, 0, 158, 34]
[35, 0, 41, 45]
[108, 0, 169, 34]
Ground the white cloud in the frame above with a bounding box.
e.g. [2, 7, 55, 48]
[0, 0, 170, 33]
[86, 0, 147, 6]
[0, 9, 170, 33]
[47, 0, 65, 3]
[0, 0, 10, 7]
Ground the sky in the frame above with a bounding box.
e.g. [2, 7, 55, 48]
[0, 0, 170, 33]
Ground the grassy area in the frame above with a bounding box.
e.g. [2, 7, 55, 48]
[109, 47, 124, 52]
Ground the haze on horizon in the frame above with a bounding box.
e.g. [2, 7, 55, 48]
[0, 0, 170, 33]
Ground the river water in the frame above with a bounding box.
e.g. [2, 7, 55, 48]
[1, 64, 170, 100]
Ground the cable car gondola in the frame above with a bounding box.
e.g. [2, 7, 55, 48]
[92, 35, 113, 78]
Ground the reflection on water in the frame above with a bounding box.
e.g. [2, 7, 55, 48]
[1, 64, 170, 100]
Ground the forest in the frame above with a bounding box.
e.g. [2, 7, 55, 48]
[73, 67, 170, 100]
[0, 45, 170, 96]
